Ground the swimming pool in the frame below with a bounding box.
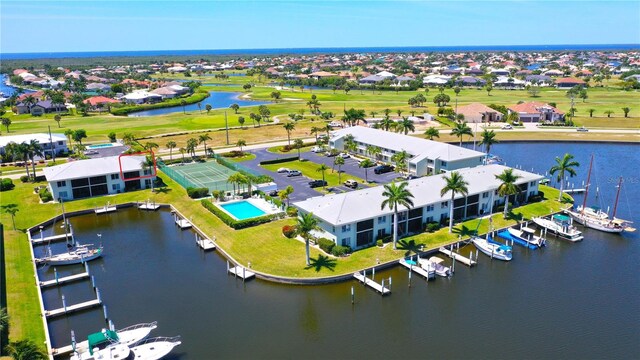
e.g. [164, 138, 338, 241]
[86, 143, 116, 149]
[219, 200, 267, 220]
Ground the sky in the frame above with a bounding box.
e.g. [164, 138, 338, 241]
[1, 0, 639, 53]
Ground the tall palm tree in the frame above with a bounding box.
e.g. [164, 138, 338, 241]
[28, 140, 44, 179]
[198, 133, 212, 157]
[391, 150, 409, 175]
[179, 147, 186, 163]
[334, 156, 345, 183]
[227, 173, 246, 194]
[166, 141, 177, 161]
[549, 153, 580, 201]
[379, 116, 394, 131]
[16, 142, 30, 179]
[359, 158, 374, 183]
[5, 339, 47, 360]
[186, 138, 198, 157]
[424, 127, 440, 140]
[236, 139, 247, 154]
[283, 122, 295, 146]
[293, 138, 304, 159]
[451, 121, 473, 147]
[122, 132, 137, 146]
[278, 185, 294, 207]
[480, 129, 498, 155]
[381, 181, 414, 249]
[440, 171, 469, 233]
[310, 126, 321, 144]
[495, 168, 522, 218]
[395, 117, 415, 135]
[0, 306, 8, 334]
[297, 212, 320, 265]
[316, 164, 328, 187]
[366, 145, 382, 161]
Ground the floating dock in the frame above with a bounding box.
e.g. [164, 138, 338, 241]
[39, 271, 89, 288]
[95, 205, 117, 214]
[196, 238, 215, 250]
[138, 201, 160, 211]
[439, 246, 477, 267]
[228, 265, 255, 280]
[45, 298, 102, 318]
[353, 272, 391, 295]
[399, 258, 435, 281]
[563, 188, 586, 194]
[31, 232, 73, 245]
[175, 218, 192, 229]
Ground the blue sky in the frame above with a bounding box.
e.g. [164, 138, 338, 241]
[2, 1, 639, 53]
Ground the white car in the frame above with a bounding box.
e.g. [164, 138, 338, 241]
[83, 150, 99, 155]
[576, 127, 589, 132]
[277, 167, 290, 173]
[311, 146, 324, 153]
[501, 124, 513, 130]
[339, 153, 350, 159]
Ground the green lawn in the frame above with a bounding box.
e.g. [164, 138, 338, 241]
[262, 158, 369, 187]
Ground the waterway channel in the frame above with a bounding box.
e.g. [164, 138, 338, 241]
[127, 91, 269, 117]
[40, 142, 639, 359]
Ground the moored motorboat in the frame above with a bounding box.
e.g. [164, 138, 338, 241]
[507, 227, 546, 247]
[71, 332, 180, 360]
[424, 256, 451, 277]
[70, 323, 158, 356]
[36, 243, 103, 265]
[532, 215, 583, 242]
[472, 236, 512, 261]
[130, 336, 182, 359]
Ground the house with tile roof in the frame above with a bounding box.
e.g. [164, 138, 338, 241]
[555, 77, 586, 88]
[508, 102, 564, 122]
[457, 103, 502, 123]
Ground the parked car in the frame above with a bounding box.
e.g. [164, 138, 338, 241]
[83, 150, 99, 155]
[309, 179, 328, 188]
[325, 150, 338, 157]
[329, 121, 343, 128]
[338, 152, 350, 159]
[310, 146, 324, 153]
[501, 124, 513, 130]
[287, 170, 302, 177]
[400, 174, 418, 180]
[576, 126, 589, 132]
[344, 179, 358, 189]
[268, 190, 279, 197]
[277, 167, 290, 173]
[374, 164, 394, 174]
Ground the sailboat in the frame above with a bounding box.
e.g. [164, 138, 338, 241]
[471, 193, 513, 261]
[532, 214, 584, 241]
[565, 155, 634, 233]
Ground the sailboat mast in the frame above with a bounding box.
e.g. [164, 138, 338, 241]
[581, 154, 594, 215]
[612, 176, 622, 219]
[60, 198, 69, 243]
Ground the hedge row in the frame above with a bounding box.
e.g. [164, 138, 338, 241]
[201, 199, 278, 229]
[110, 90, 210, 116]
[187, 187, 210, 199]
[259, 156, 299, 165]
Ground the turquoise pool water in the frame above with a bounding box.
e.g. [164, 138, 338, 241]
[86, 143, 115, 149]
[220, 201, 266, 220]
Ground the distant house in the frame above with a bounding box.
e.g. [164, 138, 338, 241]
[167, 66, 188, 73]
[525, 75, 553, 85]
[423, 75, 451, 86]
[359, 75, 385, 85]
[16, 100, 66, 116]
[490, 69, 510, 76]
[83, 96, 120, 111]
[455, 76, 486, 87]
[555, 77, 586, 88]
[310, 71, 336, 79]
[508, 102, 564, 122]
[121, 90, 163, 104]
[0, 133, 68, 158]
[86, 83, 111, 92]
[43, 155, 155, 201]
[456, 103, 502, 123]
[150, 85, 190, 99]
[494, 76, 525, 89]
[543, 69, 564, 77]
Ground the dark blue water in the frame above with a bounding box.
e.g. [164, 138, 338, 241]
[40, 142, 639, 359]
[127, 91, 269, 117]
[4, 44, 639, 60]
[0, 74, 35, 96]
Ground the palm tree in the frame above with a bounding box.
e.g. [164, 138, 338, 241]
[424, 127, 440, 140]
[549, 153, 580, 201]
[334, 156, 345, 183]
[179, 147, 186, 163]
[28, 140, 44, 179]
[122, 132, 137, 146]
[391, 150, 409, 175]
[588, 108, 596, 117]
[451, 121, 473, 147]
[293, 138, 304, 159]
[506, 111, 519, 124]
[316, 164, 328, 187]
[2, 117, 12, 133]
[622, 107, 630, 118]
[1, 203, 19, 230]
[310, 126, 321, 144]
[283, 122, 295, 146]
[16, 142, 30, 179]
[236, 139, 247, 154]
[5, 339, 47, 360]
[604, 110, 614, 118]
[205, 104, 212, 114]
[380, 181, 414, 249]
[297, 212, 320, 265]
[495, 168, 522, 218]
[166, 141, 177, 161]
[186, 138, 198, 157]
[230, 103, 240, 114]
[198, 133, 212, 156]
[480, 129, 498, 155]
[440, 172, 469, 233]
[278, 185, 294, 207]
[181, 100, 187, 114]
[380, 116, 394, 131]
[366, 145, 382, 161]
[227, 173, 246, 194]
[54, 114, 62, 128]
[395, 117, 415, 135]
[359, 158, 374, 182]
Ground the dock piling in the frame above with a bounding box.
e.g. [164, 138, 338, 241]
[351, 286, 354, 305]
[109, 320, 115, 331]
[372, 267, 375, 281]
[103, 304, 108, 321]
[381, 279, 385, 294]
[388, 277, 392, 291]
[85, 262, 90, 276]
[408, 266, 412, 287]
[61, 294, 67, 313]
[91, 275, 96, 289]
[71, 330, 76, 352]
[54, 267, 59, 284]
[96, 287, 101, 303]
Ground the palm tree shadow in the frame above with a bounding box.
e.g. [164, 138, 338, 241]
[305, 255, 337, 272]
[452, 225, 477, 237]
[153, 187, 171, 194]
[505, 211, 523, 221]
[397, 239, 422, 257]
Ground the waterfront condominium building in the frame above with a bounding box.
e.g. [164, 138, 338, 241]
[329, 126, 486, 175]
[43, 155, 155, 200]
[294, 164, 543, 250]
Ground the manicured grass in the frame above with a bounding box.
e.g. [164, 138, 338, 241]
[262, 158, 368, 187]
[223, 152, 256, 162]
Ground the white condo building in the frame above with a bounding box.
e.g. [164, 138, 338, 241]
[294, 164, 543, 250]
[0, 133, 68, 158]
[43, 155, 155, 200]
[329, 127, 486, 175]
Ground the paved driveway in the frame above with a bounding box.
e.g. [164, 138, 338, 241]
[303, 151, 402, 184]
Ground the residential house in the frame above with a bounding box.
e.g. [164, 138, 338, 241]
[555, 77, 586, 88]
[456, 103, 502, 123]
[508, 102, 564, 122]
[83, 96, 120, 111]
[121, 90, 163, 104]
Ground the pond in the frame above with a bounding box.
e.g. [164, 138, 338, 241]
[127, 91, 269, 117]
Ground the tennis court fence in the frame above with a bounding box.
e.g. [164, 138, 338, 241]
[157, 159, 199, 190]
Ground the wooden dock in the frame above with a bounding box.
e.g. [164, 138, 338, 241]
[45, 298, 102, 318]
[175, 218, 192, 229]
[197, 238, 216, 250]
[228, 266, 255, 280]
[353, 272, 391, 295]
[95, 205, 117, 214]
[439, 247, 477, 267]
[563, 188, 586, 194]
[399, 258, 435, 281]
[31, 232, 73, 245]
[39, 272, 89, 288]
[138, 201, 160, 211]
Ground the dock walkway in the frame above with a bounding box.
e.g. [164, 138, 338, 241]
[197, 238, 216, 250]
[45, 298, 102, 318]
[31, 232, 73, 245]
[399, 258, 434, 280]
[95, 205, 117, 214]
[228, 266, 255, 280]
[353, 272, 391, 295]
[175, 218, 192, 229]
[39, 272, 89, 288]
[439, 247, 477, 267]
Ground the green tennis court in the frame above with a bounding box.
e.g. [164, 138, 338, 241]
[161, 160, 237, 192]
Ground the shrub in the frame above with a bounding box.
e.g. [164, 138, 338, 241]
[187, 187, 209, 199]
[0, 178, 15, 191]
[318, 238, 335, 254]
[424, 222, 441, 233]
[376, 239, 383, 247]
[331, 245, 351, 257]
[110, 90, 209, 116]
[286, 206, 298, 217]
[528, 194, 543, 203]
[39, 187, 53, 202]
[20, 175, 29, 183]
[201, 200, 277, 229]
[282, 224, 297, 238]
[259, 156, 299, 165]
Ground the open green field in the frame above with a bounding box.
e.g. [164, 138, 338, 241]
[262, 158, 369, 187]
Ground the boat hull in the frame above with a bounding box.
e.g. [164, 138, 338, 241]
[36, 247, 103, 266]
[532, 217, 583, 242]
[472, 237, 512, 261]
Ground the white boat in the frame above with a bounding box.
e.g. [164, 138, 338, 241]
[69, 323, 158, 356]
[71, 331, 180, 360]
[532, 215, 583, 242]
[507, 227, 545, 247]
[36, 243, 103, 265]
[471, 237, 512, 261]
[130, 336, 182, 359]
[419, 256, 451, 277]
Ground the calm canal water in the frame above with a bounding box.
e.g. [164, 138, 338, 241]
[127, 91, 268, 117]
[39, 142, 639, 359]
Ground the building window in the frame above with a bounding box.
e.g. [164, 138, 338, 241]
[483, 192, 489, 198]
[341, 224, 351, 233]
[377, 216, 386, 224]
[426, 204, 434, 212]
[111, 173, 120, 180]
[441, 201, 448, 209]
[112, 183, 121, 191]
[341, 237, 351, 246]
[441, 160, 447, 167]
[426, 216, 434, 223]
[58, 141, 63, 145]
[144, 179, 152, 187]
[56, 181, 66, 187]
[59, 191, 68, 198]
